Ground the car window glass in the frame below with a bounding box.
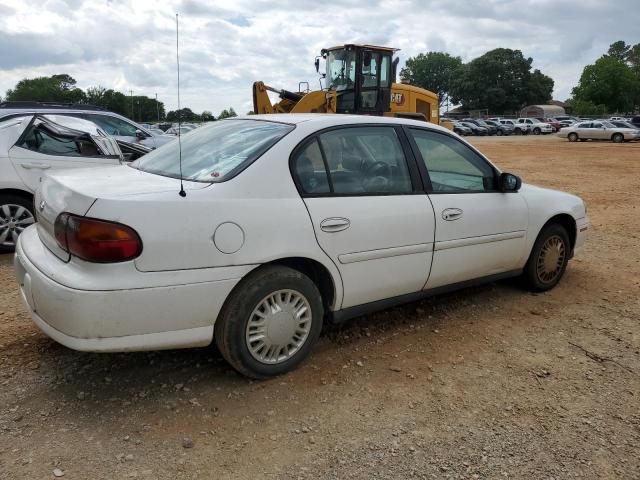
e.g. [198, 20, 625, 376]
[591, 122, 602, 128]
[409, 129, 495, 192]
[318, 127, 412, 194]
[18, 126, 99, 157]
[380, 55, 390, 87]
[131, 120, 293, 182]
[577, 122, 591, 128]
[292, 139, 330, 194]
[84, 114, 139, 137]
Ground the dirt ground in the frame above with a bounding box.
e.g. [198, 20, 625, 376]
[1, 135, 639, 480]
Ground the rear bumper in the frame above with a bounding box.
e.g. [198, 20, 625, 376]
[14, 226, 252, 352]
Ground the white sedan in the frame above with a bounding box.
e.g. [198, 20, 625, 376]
[558, 120, 640, 143]
[14, 115, 589, 378]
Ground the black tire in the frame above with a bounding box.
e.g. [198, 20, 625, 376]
[496, 129, 503, 136]
[612, 133, 624, 143]
[521, 224, 571, 292]
[214, 265, 324, 379]
[0, 194, 35, 253]
[568, 132, 578, 142]
[533, 127, 541, 135]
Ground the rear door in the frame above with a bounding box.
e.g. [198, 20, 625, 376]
[291, 125, 435, 309]
[9, 119, 120, 192]
[406, 127, 528, 289]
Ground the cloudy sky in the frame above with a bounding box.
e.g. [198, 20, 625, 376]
[1, 0, 639, 115]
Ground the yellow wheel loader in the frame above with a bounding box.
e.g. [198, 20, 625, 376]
[253, 44, 441, 124]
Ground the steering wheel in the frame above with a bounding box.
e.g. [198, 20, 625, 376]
[364, 161, 391, 178]
[362, 161, 391, 192]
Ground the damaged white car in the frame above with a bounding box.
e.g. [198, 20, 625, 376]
[0, 114, 149, 251]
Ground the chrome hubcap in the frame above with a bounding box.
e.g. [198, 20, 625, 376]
[0, 204, 35, 247]
[537, 235, 566, 283]
[245, 289, 312, 364]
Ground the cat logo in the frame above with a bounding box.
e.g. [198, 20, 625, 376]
[391, 93, 405, 105]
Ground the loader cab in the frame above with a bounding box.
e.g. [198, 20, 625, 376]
[320, 44, 396, 115]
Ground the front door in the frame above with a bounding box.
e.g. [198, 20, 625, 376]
[589, 121, 607, 140]
[406, 127, 529, 289]
[291, 125, 435, 308]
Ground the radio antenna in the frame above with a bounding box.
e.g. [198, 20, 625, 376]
[176, 13, 186, 197]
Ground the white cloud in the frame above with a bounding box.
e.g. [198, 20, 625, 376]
[0, 0, 639, 115]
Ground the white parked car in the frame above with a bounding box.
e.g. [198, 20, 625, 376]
[558, 120, 640, 143]
[14, 115, 589, 378]
[498, 119, 529, 135]
[515, 118, 554, 135]
[0, 114, 129, 251]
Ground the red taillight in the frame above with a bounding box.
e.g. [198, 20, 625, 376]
[54, 213, 142, 263]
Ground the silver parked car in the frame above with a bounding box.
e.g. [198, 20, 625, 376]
[558, 120, 640, 143]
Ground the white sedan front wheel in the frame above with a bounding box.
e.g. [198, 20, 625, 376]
[522, 224, 570, 292]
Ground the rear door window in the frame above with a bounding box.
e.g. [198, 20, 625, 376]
[19, 125, 100, 157]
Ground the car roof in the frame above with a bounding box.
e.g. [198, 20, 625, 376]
[0, 107, 129, 122]
[234, 113, 453, 134]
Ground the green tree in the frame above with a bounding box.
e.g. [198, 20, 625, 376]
[85, 86, 128, 116]
[5, 74, 86, 104]
[128, 95, 166, 122]
[626, 43, 640, 75]
[399, 52, 463, 107]
[572, 55, 639, 113]
[449, 48, 553, 113]
[567, 99, 607, 116]
[526, 69, 555, 105]
[166, 108, 198, 122]
[217, 107, 237, 119]
[607, 40, 630, 61]
[201, 110, 215, 121]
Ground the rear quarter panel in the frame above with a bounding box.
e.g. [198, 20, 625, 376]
[85, 132, 345, 308]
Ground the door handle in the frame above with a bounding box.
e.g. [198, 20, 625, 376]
[320, 217, 351, 232]
[442, 208, 463, 221]
[21, 163, 51, 170]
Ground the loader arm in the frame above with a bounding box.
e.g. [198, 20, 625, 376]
[253, 81, 334, 114]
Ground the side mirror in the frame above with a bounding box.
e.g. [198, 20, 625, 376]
[314, 57, 320, 73]
[135, 129, 145, 139]
[499, 172, 521, 192]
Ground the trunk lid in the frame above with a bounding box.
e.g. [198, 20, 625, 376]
[36, 165, 208, 261]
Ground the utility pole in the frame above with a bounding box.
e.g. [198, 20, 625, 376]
[155, 93, 160, 122]
[129, 89, 134, 120]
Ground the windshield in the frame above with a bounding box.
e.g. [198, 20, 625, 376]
[326, 49, 356, 91]
[130, 119, 294, 182]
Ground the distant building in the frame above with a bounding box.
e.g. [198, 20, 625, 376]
[520, 104, 566, 118]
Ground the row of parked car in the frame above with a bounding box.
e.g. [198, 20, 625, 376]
[140, 122, 202, 136]
[445, 117, 557, 136]
[445, 115, 640, 140]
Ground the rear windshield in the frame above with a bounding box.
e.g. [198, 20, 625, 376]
[130, 119, 294, 182]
